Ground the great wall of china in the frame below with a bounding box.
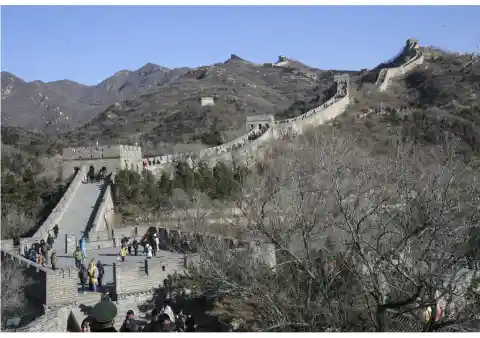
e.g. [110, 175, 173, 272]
[1, 39, 426, 331]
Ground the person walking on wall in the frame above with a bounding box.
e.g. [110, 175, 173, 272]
[80, 237, 87, 259]
[97, 261, 104, 290]
[79, 264, 89, 293]
[73, 247, 83, 270]
[40, 239, 49, 265]
[146, 244, 153, 259]
[91, 265, 99, 292]
[132, 239, 139, 256]
[51, 250, 57, 270]
[120, 247, 127, 262]
[47, 232, 54, 249]
[37, 252, 44, 266]
[53, 224, 59, 239]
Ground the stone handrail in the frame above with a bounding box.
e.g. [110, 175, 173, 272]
[91, 182, 113, 233]
[32, 165, 88, 240]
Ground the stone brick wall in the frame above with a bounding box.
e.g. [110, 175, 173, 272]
[91, 183, 114, 233]
[1, 249, 78, 308]
[32, 165, 87, 241]
[114, 259, 183, 295]
[16, 307, 72, 332]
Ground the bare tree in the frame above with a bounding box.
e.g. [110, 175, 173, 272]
[186, 128, 480, 332]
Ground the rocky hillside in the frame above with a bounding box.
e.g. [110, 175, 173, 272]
[59, 55, 361, 155]
[1, 63, 190, 134]
[333, 48, 480, 162]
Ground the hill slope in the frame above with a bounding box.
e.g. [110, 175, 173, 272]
[1, 63, 190, 133]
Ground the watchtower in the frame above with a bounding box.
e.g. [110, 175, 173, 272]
[246, 114, 275, 132]
[61, 144, 143, 180]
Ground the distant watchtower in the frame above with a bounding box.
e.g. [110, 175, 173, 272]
[246, 114, 275, 132]
[61, 144, 143, 180]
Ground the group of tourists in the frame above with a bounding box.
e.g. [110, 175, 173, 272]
[77, 258, 105, 293]
[118, 229, 161, 262]
[82, 292, 196, 332]
[23, 224, 59, 270]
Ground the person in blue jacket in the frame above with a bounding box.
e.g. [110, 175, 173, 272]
[80, 237, 87, 258]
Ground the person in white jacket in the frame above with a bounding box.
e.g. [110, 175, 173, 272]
[146, 244, 153, 259]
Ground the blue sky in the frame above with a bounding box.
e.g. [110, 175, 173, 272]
[1, 5, 479, 85]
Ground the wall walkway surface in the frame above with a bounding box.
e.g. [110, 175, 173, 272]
[51, 182, 106, 253]
[32, 165, 87, 241]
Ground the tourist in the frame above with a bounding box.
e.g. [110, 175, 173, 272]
[50, 250, 57, 270]
[40, 239, 49, 265]
[121, 235, 129, 248]
[46, 232, 54, 249]
[97, 261, 104, 289]
[120, 247, 127, 262]
[146, 244, 153, 259]
[185, 314, 196, 332]
[33, 241, 41, 254]
[80, 237, 87, 259]
[79, 264, 88, 293]
[90, 300, 118, 332]
[73, 247, 83, 269]
[120, 310, 139, 332]
[91, 265, 99, 292]
[37, 252, 44, 266]
[132, 239, 139, 256]
[153, 233, 160, 252]
[81, 320, 90, 332]
[127, 243, 132, 256]
[53, 224, 59, 239]
[29, 247, 37, 263]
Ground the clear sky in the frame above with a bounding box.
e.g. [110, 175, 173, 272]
[1, 5, 479, 85]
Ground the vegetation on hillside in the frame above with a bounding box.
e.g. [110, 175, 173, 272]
[112, 161, 251, 223]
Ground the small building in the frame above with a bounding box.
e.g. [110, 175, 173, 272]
[200, 97, 215, 106]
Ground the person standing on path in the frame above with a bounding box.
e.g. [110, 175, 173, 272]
[73, 247, 83, 269]
[53, 224, 59, 239]
[97, 261, 104, 290]
[47, 232, 54, 249]
[79, 264, 89, 293]
[80, 237, 87, 259]
[40, 239, 49, 265]
[132, 239, 139, 256]
[120, 247, 127, 262]
[50, 250, 57, 270]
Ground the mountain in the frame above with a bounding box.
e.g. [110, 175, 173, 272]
[59, 55, 358, 155]
[1, 63, 189, 133]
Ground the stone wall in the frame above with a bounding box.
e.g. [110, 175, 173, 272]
[62, 145, 142, 180]
[91, 183, 114, 233]
[0, 249, 79, 308]
[114, 258, 184, 295]
[32, 165, 87, 240]
[377, 40, 424, 92]
[16, 307, 72, 332]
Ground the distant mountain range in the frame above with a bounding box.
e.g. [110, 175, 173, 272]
[2, 55, 356, 154]
[1, 62, 191, 133]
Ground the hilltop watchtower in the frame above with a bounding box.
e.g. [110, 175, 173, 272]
[61, 144, 143, 180]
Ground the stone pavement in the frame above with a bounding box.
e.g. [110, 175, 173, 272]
[52, 182, 104, 253]
[51, 246, 185, 286]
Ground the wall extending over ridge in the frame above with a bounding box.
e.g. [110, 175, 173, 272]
[376, 39, 424, 92]
[144, 72, 351, 173]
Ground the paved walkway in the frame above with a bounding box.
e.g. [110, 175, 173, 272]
[52, 246, 185, 286]
[52, 182, 104, 253]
